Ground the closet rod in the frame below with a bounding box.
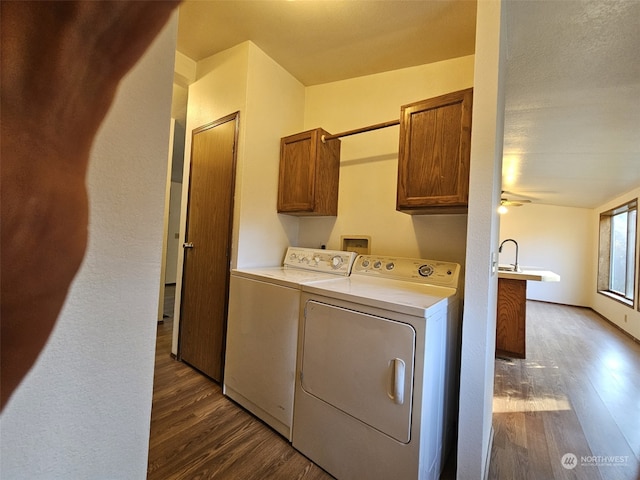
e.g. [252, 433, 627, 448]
[321, 119, 400, 143]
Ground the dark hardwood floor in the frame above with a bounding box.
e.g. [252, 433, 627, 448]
[489, 301, 640, 480]
[149, 288, 638, 479]
[147, 286, 333, 480]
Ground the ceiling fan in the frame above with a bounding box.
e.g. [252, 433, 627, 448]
[499, 191, 532, 213]
[501, 190, 533, 207]
[500, 198, 531, 207]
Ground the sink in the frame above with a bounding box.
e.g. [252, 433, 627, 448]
[498, 265, 520, 272]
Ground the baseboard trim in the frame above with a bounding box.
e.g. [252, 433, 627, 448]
[483, 426, 494, 480]
[590, 308, 639, 344]
[527, 300, 639, 344]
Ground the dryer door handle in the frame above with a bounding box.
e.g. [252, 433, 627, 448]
[390, 358, 405, 405]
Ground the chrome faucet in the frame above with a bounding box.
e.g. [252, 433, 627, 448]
[499, 239, 520, 272]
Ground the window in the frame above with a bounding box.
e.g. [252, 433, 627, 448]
[598, 199, 637, 305]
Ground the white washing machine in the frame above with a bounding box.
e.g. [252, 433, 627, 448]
[223, 247, 357, 440]
[292, 254, 461, 480]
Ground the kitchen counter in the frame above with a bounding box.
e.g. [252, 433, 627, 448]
[496, 267, 560, 358]
[497, 268, 560, 282]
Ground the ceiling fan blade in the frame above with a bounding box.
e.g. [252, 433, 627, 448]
[501, 198, 531, 205]
[501, 199, 531, 206]
[501, 190, 540, 201]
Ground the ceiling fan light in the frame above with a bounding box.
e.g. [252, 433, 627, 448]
[498, 204, 508, 214]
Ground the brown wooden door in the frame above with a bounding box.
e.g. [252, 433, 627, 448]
[179, 112, 238, 382]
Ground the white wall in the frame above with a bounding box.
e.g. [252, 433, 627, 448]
[300, 56, 475, 266]
[237, 43, 305, 266]
[458, 1, 506, 478]
[172, 41, 305, 354]
[0, 17, 177, 479]
[591, 186, 640, 340]
[164, 181, 183, 284]
[178, 41, 304, 270]
[499, 203, 593, 306]
[172, 42, 249, 354]
[497, 187, 640, 341]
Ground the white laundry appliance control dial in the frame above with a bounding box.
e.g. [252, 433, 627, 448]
[418, 264, 434, 277]
[352, 254, 460, 287]
[283, 247, 357, 275]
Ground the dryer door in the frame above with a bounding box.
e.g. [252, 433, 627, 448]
[300, 300, 416, 443]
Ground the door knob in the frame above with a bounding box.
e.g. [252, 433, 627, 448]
[183, 242, 194, 249]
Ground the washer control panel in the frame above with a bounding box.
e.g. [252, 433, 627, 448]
[283, 247, 357, 276]
[353, 255, 460, 287]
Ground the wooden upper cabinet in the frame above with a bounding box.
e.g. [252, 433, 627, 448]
[278, 128, 341, 216]
[397, 88, 473, 215]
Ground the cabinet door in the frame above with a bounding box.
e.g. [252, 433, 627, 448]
[397, 88, 473, 214]
[496, 278, 527, 358]
[278, 130, 317, 213]
[278, 128, 340, 216]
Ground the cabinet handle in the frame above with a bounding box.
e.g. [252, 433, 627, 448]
[183, 242, 194, 249]
[390, 358, 405, 405]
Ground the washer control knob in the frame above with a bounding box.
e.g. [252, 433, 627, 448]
[373, 261, 382, 269]
[331, 256, 343, 269]
[418, 264, 434, 277]
[361, 259, 370, 268]
[385, 262, 395, 271]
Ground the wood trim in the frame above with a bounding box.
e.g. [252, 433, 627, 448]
[589, 305, 640, 344]
[525, 299, 639, 345]
[496, 278, 526, 358]
[597, 289, 634, 308]
[484, 427, 494, 480]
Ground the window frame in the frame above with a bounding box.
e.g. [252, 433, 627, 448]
[597, 198, 638, 308]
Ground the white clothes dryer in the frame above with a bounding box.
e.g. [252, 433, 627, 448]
[223, 247, 357, 440]
[292, 254, 461, 480]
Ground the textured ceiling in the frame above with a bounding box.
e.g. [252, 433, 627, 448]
[176, 0, 640, 209]
[502, 0, 640, 208]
